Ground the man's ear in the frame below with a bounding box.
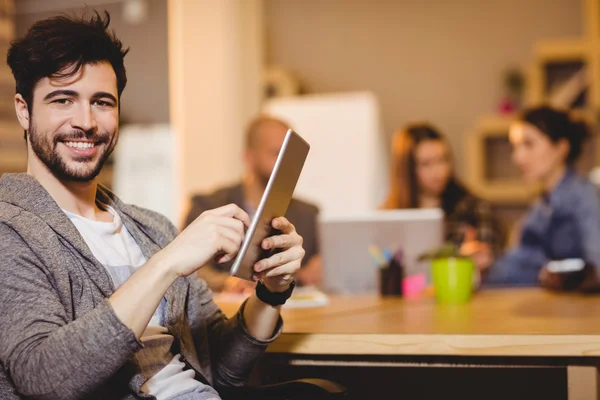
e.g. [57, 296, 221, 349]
[14, 94, 30, 132]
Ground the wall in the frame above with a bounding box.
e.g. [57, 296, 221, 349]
[264, 0, 583, 177]
[15, 0, 170, 125]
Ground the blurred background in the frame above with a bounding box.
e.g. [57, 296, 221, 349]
[0, 0, 593, 232]
[2, 4, 599, 398]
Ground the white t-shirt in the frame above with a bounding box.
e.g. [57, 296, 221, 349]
[65, 204, 219, 400]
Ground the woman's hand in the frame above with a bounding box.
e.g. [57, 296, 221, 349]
[460, 225, 493, 271]
[538, 266, 565, 290]
[461, 240, 493, 271]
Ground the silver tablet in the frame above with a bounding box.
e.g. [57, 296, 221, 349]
[230, 129, 310, 280]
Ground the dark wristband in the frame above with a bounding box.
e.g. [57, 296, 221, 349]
[255, 280, 295, 306]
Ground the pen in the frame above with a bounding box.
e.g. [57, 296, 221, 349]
[382, 248, 392, 263]
[368, 245, 388, 268]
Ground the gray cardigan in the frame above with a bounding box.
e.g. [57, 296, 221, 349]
[0, 173, 281, 399]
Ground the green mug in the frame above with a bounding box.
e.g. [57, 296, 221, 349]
[431, 257, 474, 304]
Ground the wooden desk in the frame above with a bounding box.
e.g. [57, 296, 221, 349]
[217, 288, 600, 399]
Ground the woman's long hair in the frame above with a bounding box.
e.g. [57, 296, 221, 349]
[381, 123, 468, 215]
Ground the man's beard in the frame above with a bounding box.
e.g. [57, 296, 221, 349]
[28, 121, 116, 182]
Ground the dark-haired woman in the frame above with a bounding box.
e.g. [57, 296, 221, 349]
[381, 124, 503, 271]
[485, 107, 600, 289]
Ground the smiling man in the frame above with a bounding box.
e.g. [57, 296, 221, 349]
[0, 12, 304, 400]
[30, 82, 117, 179]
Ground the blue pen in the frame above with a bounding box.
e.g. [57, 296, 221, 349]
[382, 248, 392, 263]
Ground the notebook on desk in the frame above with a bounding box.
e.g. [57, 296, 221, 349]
[319, 209, 444, 294]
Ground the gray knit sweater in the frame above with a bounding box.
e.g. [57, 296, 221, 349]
[0, 173, 281, 399]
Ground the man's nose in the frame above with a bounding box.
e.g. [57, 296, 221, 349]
[71, 103, 98, 133]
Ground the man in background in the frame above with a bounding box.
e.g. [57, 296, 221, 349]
[184, 115, 321, 292]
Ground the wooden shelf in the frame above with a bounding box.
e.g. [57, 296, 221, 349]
[570, 107, 599, 121]
[467, 114, 539, 205]
[471, 182, 538, 205]
[534, 38, 589, 61]
[528, 58, 589, 108]
[526, 2, 600, 109]
[472, 113, 516, 133]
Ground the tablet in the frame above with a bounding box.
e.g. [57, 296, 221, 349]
[230, 129, 310, 280]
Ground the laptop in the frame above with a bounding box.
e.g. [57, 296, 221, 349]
[319, 209, 444, 293]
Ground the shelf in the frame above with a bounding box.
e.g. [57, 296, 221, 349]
[534, 38, 589, 62]
[473, 114, 516, 133]
[529, 58, 590, 108]
[570, 107, 599, 121]
[466, 114, 524, 204]
[527, 4, 600, 110]
[470, 181, 538, 205]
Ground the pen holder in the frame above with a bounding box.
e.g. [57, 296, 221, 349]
[379, 258, 403, 296]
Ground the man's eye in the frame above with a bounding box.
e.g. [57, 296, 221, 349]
[52, 98, 71, 105]
[93, 100, 114, 107]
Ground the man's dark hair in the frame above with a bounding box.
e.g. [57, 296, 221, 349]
[6, 10, 129, 137]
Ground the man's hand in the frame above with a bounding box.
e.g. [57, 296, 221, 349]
[158, 204, 251, 278]
[253, 217, 305, 292]
[110, 204, 250, 338]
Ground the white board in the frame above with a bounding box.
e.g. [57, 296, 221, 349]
[112, 124, 180, 225]
[263, 91, 388, 214]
